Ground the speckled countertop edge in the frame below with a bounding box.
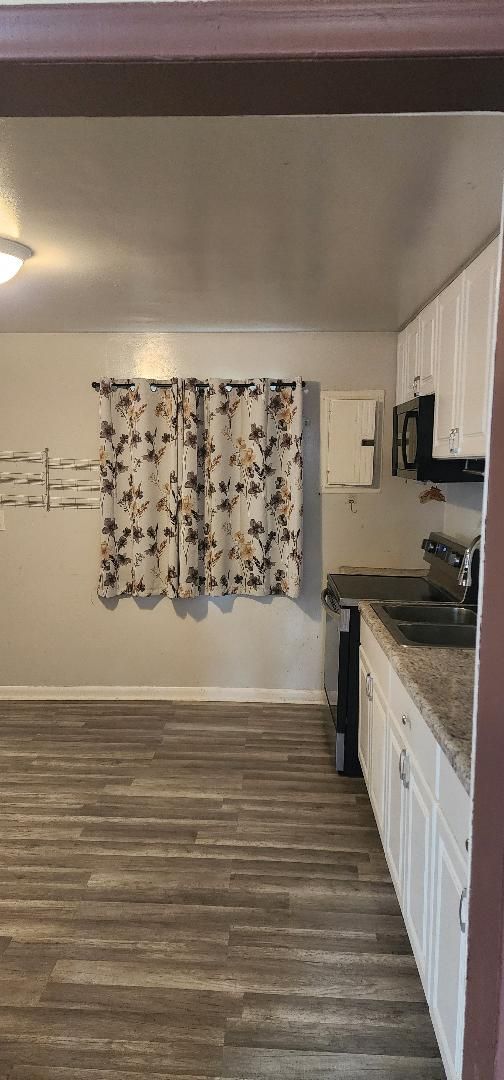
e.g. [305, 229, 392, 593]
[359, 601, 474, 794]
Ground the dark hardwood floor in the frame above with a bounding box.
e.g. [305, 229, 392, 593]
[0, 700, 445, 1079]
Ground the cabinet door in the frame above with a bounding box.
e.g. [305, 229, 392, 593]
[458, 238, 499, 458]
[396, 328, 407, 404]
[433, 275, 463, 459]
[430, 809, 468, 1080]
[405, 317, 420, 402]
[384, 714, 405, 900]
[369, 677, 387, 839]
[418, 296, 438, 396]
[358, 652, 371, 783]
[403, 753, 434, 995]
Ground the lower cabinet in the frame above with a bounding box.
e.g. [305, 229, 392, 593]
[384, 709, 434, 994]
[358, 646, 387, 838]
[368, 676, 387, 839]
[358, 651, 371, 784]
[359, 630, 469, 1080]
[384, 711, 405, 897]
[403, 752, 434, 995]
[430, 808, 468, 1080]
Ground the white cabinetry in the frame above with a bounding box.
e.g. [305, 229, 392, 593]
[418, 296, 437, 396]
[359, 620, 470, 1080]
[358, 647, 387, 837]
[384, 710, 405, 897]
[368, 676, 387, 840]
[403, 752, 434, 993]
[430, 809, 468, 1080]
[396, 238, 499, 459]
[396, 328, 407, 405]
[457, 239, 499, 458]
[432, 274, 463, 458]
[396, 316, 421, 404]
[358, 651, 371, 784]
[433, 239, 498, 459]
[386, 677, 436, 996]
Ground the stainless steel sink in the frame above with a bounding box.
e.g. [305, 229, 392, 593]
[372, 602, 477, 649]
[396, 622, 476, 648]
[380, 603, 477, 627]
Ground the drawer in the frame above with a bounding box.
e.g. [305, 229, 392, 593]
[360, 619, 391, 698]
[437, 748, 471, 861]
[389, 668, 439, 794]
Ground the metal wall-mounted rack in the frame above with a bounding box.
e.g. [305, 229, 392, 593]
[0, 449, 100, 510]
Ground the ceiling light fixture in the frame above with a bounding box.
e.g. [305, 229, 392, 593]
[0, 238, 33, 284]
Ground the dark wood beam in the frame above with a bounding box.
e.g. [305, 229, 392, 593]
[0, 1, 504, 62]
[0, 56, 503, 117]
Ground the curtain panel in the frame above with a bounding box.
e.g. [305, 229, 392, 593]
[98, 377, 303, 599]
[98, 379, 180, 598]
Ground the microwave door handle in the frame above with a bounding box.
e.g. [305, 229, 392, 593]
[401, 410, 417, 469]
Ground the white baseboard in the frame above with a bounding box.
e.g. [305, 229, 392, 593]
[0, 685, 325, 705]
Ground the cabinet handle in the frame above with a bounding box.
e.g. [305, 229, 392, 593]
[403, 750, 410, 789]
[401, 713, 409, 727]
[413, 375, 420, 396]
[450, 427, 459, 455]
[366, 673, 373, 700]
[399, 748, 406, 784]
[459, 887, 467, 933]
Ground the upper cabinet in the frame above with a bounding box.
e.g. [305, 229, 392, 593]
[418, 296, 437, 397]
[396, 237, 500, 459]
[396, 317, 420, 404]
[457, 239, 499, 459]
[433, 275, 463, 459]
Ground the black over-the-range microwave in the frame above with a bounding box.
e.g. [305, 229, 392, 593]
[392, 394, 484, 483]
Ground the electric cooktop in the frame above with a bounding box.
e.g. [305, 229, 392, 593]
[327, 573, 447, 607]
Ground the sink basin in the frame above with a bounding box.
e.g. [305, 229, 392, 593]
[380, 603, 477, 627]
[371, 602, 477, 649]
[396, 622, 476, 648]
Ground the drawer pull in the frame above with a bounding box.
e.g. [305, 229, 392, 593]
[399, 748, 406, 784]
[401, 713, 409, 727]
[459, 887, 468, 933]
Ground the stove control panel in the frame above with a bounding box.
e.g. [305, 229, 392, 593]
[421, 532, 478, 603]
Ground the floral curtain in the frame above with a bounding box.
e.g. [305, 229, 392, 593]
[98, 379, 180, 597]
[179, 379, 303, 598]
[98, 377, 303, 599]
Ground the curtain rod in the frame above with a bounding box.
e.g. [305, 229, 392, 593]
[91, 378, 305, 392]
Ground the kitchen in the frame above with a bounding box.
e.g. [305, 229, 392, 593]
[0, 110, 503, 1079]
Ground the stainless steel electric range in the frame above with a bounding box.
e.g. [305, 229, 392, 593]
[322, 531, 480, 776]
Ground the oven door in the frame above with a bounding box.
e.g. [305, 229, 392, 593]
[322, 587, 350, 721]
[323, 588, 341, 724]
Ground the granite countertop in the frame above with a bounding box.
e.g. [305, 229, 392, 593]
[359, 601, 474, 794]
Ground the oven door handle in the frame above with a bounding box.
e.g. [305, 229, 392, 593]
[322, 589, 350, 632]
[321, 588, 340, 617]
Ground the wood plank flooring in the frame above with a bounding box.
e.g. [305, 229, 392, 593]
[0, 701, 445, 1079]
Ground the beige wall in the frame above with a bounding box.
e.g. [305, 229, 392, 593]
[0, 332, 444, 695]
[442, 485, 484, 546]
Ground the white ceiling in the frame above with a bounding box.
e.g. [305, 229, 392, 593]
[0, 115, 502, 333]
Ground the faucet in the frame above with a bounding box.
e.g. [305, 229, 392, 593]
[458, 534, 481, 590]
